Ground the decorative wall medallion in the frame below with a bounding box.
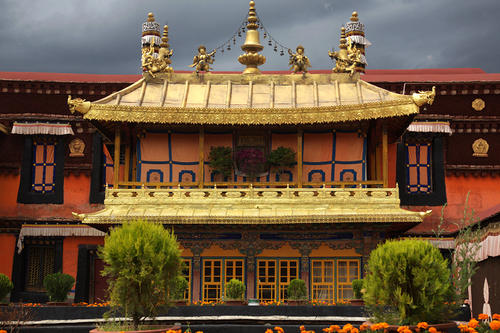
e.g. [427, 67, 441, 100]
[472, 98, 485, 111]
[472, 138, 489, 157]
[69, 138, 85, 157]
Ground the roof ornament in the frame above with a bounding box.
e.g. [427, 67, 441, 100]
[328, 27, 363, 76]
[412, 86, 436, 107]
[142, 25, 174, 77]
[67, 95, 91, 115]
[288, 45, 311, 74]
[344, 11, 371, 73]
[189, 45, 216, 73]
[141, 13, 161, 58]
[238, 1, 266, 74]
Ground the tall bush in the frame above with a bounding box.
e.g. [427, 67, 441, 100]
[99, 220, 183, 330]
[43, 272, 75, 302]
[287, 278, 307, 300]
[208, 146, 233, 180]
[364, 239, 453, 325]
[267, 146, 296, 174]
[0, 274, 13, 302]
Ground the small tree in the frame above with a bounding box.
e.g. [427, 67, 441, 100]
[225, 279, 245, 300]
[364, 239, 454, 325]
[171, 276, 189, 300]
[287, 279, 307, 300]
[99, 220, 183, 330]
[351, 279, 364, 300]
[43, 272, 75, 302]
[0, 274, 13, 303]
[208, 146, 233, 180]
[267, 146, 296, 174]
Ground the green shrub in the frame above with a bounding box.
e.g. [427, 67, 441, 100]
[287, 278, 307, 300]
[43, 272, 75, 302]
[0, 273, 13, 302]
[267, 146, 296, 173]
[208, 146, 233, 179]
[364, 239, 454, 325]
[351, 279, 363, 299]
[171, 276, 189, 300]
[225, 279, 245, 300]
[99, 220, 183, 330]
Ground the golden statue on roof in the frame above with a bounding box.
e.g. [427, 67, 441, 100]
[141, 25, 173, 77]
[288, 45, 311, 74]
[189, 45, 216, 73]
[329, 27, 363, 76]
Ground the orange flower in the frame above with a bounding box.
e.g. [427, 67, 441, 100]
[468, 319, 479, 329]
[300, 326, 306, 332]
[359, 324, 369, 331]
[417, 322, 428, 330]
[458, 324, 468, 333]
[275, 327, 285, 333]
[266, 330, 274, 333]
[343, 324, 353, 332]
[428, 328, 437, 333]
[493, 314, 500, 320]
[403, 329, 412, 333]
[397, 326, 409, 333]
[490, 320, 500, 331]
[380, 323, 389, 330]
[351, 328, 359, 333]
[478, 313, 489, 320]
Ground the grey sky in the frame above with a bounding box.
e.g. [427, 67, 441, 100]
[1, 0, 499, 74]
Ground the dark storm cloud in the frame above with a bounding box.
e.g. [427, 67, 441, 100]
[0, 0, 499, 74]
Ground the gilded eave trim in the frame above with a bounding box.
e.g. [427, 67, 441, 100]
[83, 98, 418, 125]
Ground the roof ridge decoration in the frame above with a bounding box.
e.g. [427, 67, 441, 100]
[238, 1, 266, 74]
[141, 23, 173, 77]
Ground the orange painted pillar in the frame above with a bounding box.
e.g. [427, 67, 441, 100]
[0, 234, 16, 279]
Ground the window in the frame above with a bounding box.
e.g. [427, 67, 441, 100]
[337, 260, 360, 302]
[311, 260, 335, 303]
[310, 259, 361, 303]
[257, 259, 298, 302]
[25, 245, 55, 292]
[18, 137, 65, 204]
[202, 258, 245, 302]
[396, 136, 446, 206]
[181, 259, 191, 301]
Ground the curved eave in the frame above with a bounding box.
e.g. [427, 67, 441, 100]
[82, 98, 418, 125]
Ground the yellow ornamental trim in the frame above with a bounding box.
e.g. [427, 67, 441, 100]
[83, 98, 417, 125]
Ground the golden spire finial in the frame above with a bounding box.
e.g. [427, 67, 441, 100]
[238, 0, 266, 74]
[339, 27, 347, 49]
[161, 25, 170, 49]
[350, 11, 359, 22]
[147, 12, 155, 22]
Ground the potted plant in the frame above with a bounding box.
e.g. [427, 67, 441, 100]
[43, 272, 75, 305]
[224, 279, 246, 305]
[235, 148, 266, 180]
[171, 276, 189, 306]
[287, 278, 307, 305]
[267, 146, 296, 175]
[0, 273, 13, 305]
[208, 146, 233, 182]
[363, 239, 456, 330]
[95, 219, 183, 332]
[350, 279, 364, 306]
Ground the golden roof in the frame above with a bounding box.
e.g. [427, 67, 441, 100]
[68, 72, 430, 125]
[74, 186, 429, 225]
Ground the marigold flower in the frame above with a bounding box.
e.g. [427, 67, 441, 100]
[478, 313, 489, 320]
[351, 328, 359, 333]
[493, 314, 500, 320]
[403, 329, 412, 333]
[417, 322, 428, 330]
[380, 323, 389, 330]
[468, 319, 479, 329]
[275, 327, 285, 333]
[330, 325, 340, 332]
[300, 326, 306, 332]
[490, 320, 500, 331]
[428, 327, 437, 333]
[359, 324, 369, 331]
[343, 324, 353, 331]
[458, 324, 468, 332]
[397, 326, 408, 333]
[266, 329, 274, 333]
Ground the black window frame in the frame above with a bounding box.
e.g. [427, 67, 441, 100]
[17, 136, 65, 204]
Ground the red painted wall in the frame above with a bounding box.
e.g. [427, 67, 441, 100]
[0, 234, 16, 279]
[408, 175, 500, 234]
[63, 236, 104, 282]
